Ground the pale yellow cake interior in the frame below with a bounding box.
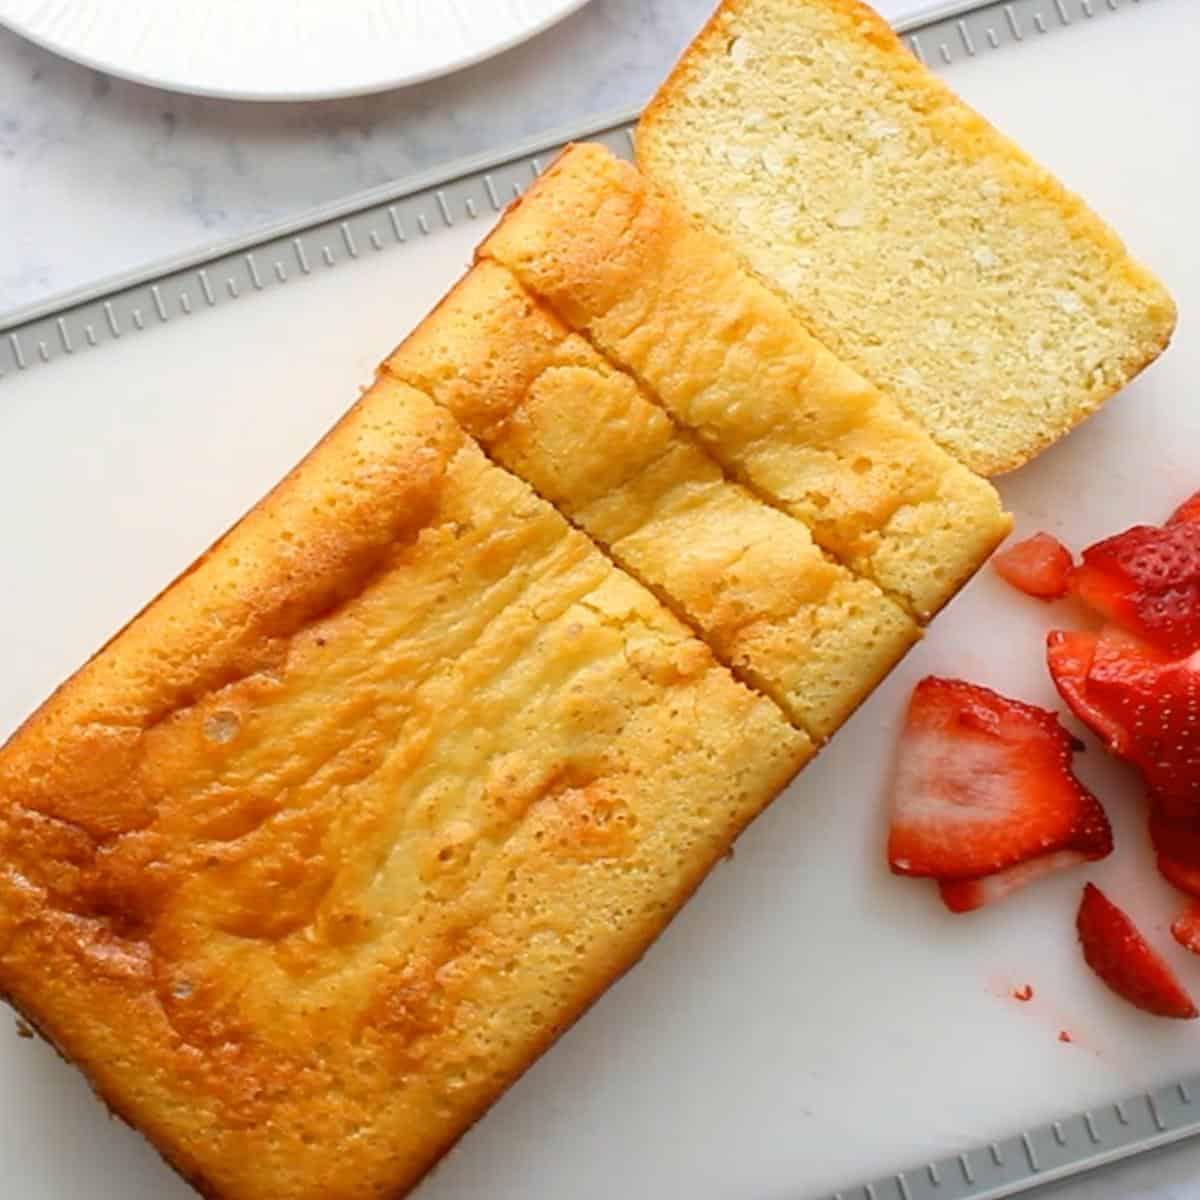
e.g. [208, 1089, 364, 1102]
[635, 0, 1177, 473]
[387, 259, 919, 740]
[480, 143, 1011, 620]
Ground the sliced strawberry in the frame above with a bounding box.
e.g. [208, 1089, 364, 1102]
[1085, 638, 1200, 810]
[993, 532, 1074, 600]
[1076, 883, 1198, 1019]
[1159, 856, 1200, 898]
[888, 678, 1113, 881]
[1169, 491, 1200, 526]
[938, 850, 1092, 913]
[1046, 630, 1127, 749]
[1149, 808, 1200, 867]
[1150, 809, 1200, 896]
[1070, 520, 1200, 657]
[1171, 904, 1200, 956]
[1048, 626, 1200, 813]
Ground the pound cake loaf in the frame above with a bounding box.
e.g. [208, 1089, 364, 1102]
[387, 259, 918, 740]
[637, 0, 1178, 474]
[480, 143, 1011, 620]
[0, 377, 810, 1200]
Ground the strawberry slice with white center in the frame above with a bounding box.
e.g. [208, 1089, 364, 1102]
[1077, 883, 1198, 1019]
[993, 532, 1074, 600]
[1171, 904, 1200, 956]
[888, 678, 1113, 893]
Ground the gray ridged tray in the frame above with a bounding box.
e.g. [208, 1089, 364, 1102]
[0, 0, 1149, 367]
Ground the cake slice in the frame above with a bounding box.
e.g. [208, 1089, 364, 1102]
[480, 142, 1011, 620]
[386, 259, 918, 740]
[636, 0, 1177, 475]
[0, 377, 808, 1200]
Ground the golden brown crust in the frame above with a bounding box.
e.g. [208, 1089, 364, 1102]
[637, 0, 1177, 476]
[0, 377, 809, 1200]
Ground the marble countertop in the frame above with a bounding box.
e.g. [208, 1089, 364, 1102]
[0, 0, 761, 318]
[0, 1, 1198, 1196]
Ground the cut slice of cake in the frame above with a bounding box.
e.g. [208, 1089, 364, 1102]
[479, 142, 1011, 620]
[387, 259, 919, 740]
[0, 378, 809, 1200]
[636, 0, 1177, 475]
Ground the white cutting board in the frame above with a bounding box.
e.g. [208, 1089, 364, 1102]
[0, 2, 1197, 1197]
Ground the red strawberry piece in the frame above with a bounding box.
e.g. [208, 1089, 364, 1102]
[1085, 636, 1200, 810]
[888, 678, 1113, 882]
[1159, 856, 1200, 898]
[1149, 808, 1200, 869]
[1171, 904, 1200, 956]
[1070, 520, 1200, 657]
[1169, 491, 1200, 526]
[1048, 626, 1200, 811]
[993, 533, 1074, 600]
[1046, 630, 1129, 751]
[1076, 883, 1198, 1019]
[1150, 809, 1200, 896]
[938, 850, 1093, 913]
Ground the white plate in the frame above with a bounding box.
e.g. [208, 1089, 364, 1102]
[0, 0, 593, 100]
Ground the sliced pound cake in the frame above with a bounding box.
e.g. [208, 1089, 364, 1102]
[0, 378, 809, 1200]
[480, 142, 1011, 620]
[387, 259, 919, 740]
[637, 0, 1177, 475]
